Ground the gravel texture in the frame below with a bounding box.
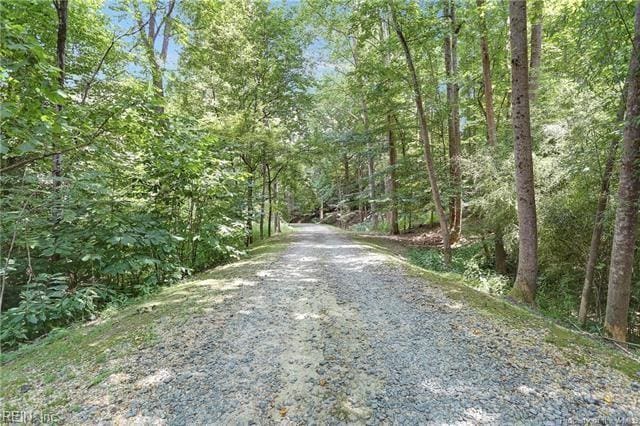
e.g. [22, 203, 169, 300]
[59, 224, 640, 424]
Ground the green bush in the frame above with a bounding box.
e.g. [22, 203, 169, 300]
[0, 274, 114, 348]
[408, 243, 509, 295]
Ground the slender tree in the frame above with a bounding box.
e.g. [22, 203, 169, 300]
[477, 0, 497, 149]
[509, 0, 538, 303]
[134, 0, 175, 112]
[443, 0, 462, 243]
[387, 115, 400, 235]
[578, 89, 627, 326]
[604, 1, 640, 343]
[348, 37, 377, 228]
[477, 0, 507, 275]
[390, 4, 452, 265]
[380, 9, 399, 235]
[52, 0, 68, 225]
[529, 0, 543, 101]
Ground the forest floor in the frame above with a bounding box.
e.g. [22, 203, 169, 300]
[2, 224, 639, 424]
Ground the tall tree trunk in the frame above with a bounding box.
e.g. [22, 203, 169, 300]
[578, 89, 627, 327]
[388, 115, 400, 235]
[267, 165, 273, 237]
[390, 6, 451, 266]
[286, 189, 293, 218]
[245, 174, 254, 247]
[380, 11, 394, 233]
[134, 0, 174, 113]
[509, 0, 538, 304]
[52, 0, 68, 225]
[444, 0, 462, 244]
[364, 102, 377, 228]
[343, 154, 350, 210]
[604, 3, 640, 343]
[160, 0, 175, 64]
[275, 182, 281, 233]
[350, 36, 377, 228]
[260, 163, 266, 240]
[477, 0, 497, 149]
[357, 167, 364, 221]
[529, 0, 543, 102]
[478, 0, 506, 272]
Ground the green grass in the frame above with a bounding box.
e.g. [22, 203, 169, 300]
[350, 233, 640, 380]
[0, 231, 294, 411]
[87, 369, 114, 388]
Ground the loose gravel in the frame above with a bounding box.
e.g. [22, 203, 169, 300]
[60, 225, 640, 424]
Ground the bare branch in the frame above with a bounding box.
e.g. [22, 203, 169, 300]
[81, 17, 151, 104]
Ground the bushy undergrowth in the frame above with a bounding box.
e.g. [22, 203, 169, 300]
[408, 243, 510, 295]
[0, 276, 115, 348]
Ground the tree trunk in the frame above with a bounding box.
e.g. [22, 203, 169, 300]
[604, 3, 640, 343]
[364, 104, 377, 228]
[52, 0, 68, 225]
[275, 182, 281, 233]
[160, 0, 175, 64]
[135, 1, 173, 113]
[350, 37, 377, 228]
[260, 163, 266, 240]
[529, 0, 543, 102]
[478, 0, 506, 273]
[495, 229, 508, 275]
[267, 165, 273, 237]
[357, 167, 364, 221]
[388, 114, 399, 235]
[578, 89, 627, 327]
[444, 0, 462, 244]
[477, 0, 497, 148]
[246, 174, 254, 247]
[343, 155, 350, 208]
[509, 0, 538, 304]
[390, 6, 451, 266]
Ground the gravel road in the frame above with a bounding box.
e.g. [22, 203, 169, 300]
[70, 224, 639, 425]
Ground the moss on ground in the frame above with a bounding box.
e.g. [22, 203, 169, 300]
[0, 232, 293, 409]
[351, 233, 640, 380]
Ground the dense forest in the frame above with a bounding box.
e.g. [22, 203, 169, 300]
[1, 0, 639, 351]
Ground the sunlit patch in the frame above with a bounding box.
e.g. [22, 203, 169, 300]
[196, 278, 259, 291]
[107, 372, 131, 385]
[286, 255, 318, 262]
[294, 312, 321, 320]
[236, 309, 253, 315]
[444, 302, 464, 310]
[134, 369, 173, 389]
[112, 414, 167, 425]
[192, 278, 222, 287]
[517, 384, 535, 395]
[464, 407, 497, 423]
[295, 244, 362, 250]
[85, 393, 110, 406]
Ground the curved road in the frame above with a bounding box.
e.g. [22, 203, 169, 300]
[72, 224, 638, 424]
